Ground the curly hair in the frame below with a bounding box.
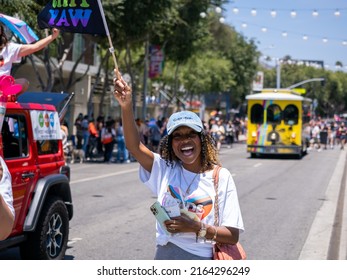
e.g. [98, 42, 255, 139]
[159, 130, 220, 172]
[0, 25, 8, 48]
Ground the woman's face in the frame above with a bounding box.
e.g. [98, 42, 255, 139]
[171, 126, 202, 170]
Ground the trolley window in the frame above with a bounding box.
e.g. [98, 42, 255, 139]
[267, 104, 282, 124]
[250, 104, 264, 124]
[283, 105, 299, 125]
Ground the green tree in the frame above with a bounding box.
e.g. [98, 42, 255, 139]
[261, 61, 347, 117]
[0, 0, 40, 28]
[2, 1, 262, 119]
[207, 16, 258, 109]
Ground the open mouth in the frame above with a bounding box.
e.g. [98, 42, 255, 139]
[181, 145, 194, 156]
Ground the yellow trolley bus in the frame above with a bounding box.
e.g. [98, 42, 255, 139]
[246, 89, 311, 158]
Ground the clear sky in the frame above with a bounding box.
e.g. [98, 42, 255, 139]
[224, 0, 347, 71]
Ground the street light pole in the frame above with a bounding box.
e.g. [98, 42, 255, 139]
[276, 59, 281, 88]
[287, 78, 325, 89]
[142, 36, 149, 121]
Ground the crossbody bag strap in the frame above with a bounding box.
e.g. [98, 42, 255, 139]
[213, 165, 222, 227]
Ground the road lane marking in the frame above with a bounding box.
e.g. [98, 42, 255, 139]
[70, 168, 139, 184]
[254, 163, 262, 168]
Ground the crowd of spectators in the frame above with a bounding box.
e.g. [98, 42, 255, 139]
[306, 118, 347, 151]
[207, 116, 247, 151]
[64, 112, 347, 163]
[62, 113, 248, 164]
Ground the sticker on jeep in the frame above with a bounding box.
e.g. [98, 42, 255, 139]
[30, 110, 62, 140]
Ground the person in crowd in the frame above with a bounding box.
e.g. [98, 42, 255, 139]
[160, 117, 168, 138]
[143, 119, 150, 146]
[74, 113, 84, 149]
[115, 119, 130, 163]
[135, 118, 147, 144]
[86, 117, 98, 160]
[96, 115, 105, 155]
[101, 119, 116, 163]
[202, 120, 209, 132]
[0, 25, 60, 93]
[113, 72, 244, 260]
[60, 120, 69, 160]
[148, 118, 162, 152]
[309, 121, 322, 151]
[320, 123, 329, 150]
[210, 118, 225, 152]
[225, 120, 234, 148]
[339, 122, 347, 150]
[0, 156, 14, 240]
[81, 115, 90, 155]
[328, 122, 335, 149]
[232, 117, 241, 142]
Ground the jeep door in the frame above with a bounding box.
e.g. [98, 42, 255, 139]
[2, 110, 37, 235]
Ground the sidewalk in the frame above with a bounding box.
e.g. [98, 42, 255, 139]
[299, 150, 347, 260]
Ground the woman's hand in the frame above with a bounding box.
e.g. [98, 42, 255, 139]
[113, 69, 132, 107]
[51, 28, 60, 40]
[164, 215, 200, 234]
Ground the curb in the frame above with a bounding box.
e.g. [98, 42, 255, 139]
[299, 150, 347, 259]
[338, 156, 347, 260]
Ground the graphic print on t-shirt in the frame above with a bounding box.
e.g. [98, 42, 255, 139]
[167, 184, 213, 220]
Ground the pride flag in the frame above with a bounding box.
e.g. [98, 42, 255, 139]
[37, 0, 108, 36]
[0, 13, 39, 43]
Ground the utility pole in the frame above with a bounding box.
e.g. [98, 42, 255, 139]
[142, 36, 149, 121]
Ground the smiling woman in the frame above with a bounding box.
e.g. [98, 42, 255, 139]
[113, 70, 245, 260]
[160, 118, 217, 173]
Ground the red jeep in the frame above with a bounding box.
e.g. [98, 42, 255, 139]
[0, 92, 73, 260]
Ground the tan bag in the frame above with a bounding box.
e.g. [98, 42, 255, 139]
[212, 166, 246, 260]
[214, 242, 247, 260]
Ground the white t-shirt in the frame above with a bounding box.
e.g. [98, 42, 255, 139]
[0, 157, 14, 218]
[0, 43, 22, 76]
[139, 153, 244, 258]
[312, 125, 320, 138]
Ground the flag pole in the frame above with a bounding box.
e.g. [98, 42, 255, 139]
[96, 0, 121, 79]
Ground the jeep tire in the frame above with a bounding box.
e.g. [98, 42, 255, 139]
[20, 196, 69, 260]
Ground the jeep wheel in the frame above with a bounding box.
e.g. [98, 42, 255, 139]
[20, 196, 69, 260]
